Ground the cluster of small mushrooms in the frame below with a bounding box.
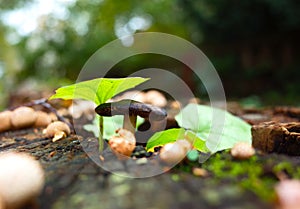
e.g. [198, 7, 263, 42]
[0, 102, 72, 209]
[0, 106, 71, 142]
[0, 106, 54, 132]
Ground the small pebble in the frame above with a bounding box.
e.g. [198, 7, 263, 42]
[230, 142, 255, 160]
[192, 167, 208, 177]
[136, 157, 148, 165]
[187, 150, 199, 161]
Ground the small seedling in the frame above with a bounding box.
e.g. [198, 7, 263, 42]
[49, 77, 150, 151]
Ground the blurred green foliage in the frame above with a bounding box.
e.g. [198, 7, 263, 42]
[0, 0, 300, 108]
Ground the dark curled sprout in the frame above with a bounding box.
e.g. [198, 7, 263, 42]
[95, 99, 167, 133]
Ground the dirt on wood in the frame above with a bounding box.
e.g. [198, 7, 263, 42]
[0, 105, 300, 209]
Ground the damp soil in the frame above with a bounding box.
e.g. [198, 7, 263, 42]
[1, 105, 300, 209]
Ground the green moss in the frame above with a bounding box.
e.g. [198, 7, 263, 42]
[273, 162, 294, 176]
[295, 167, 300, 179]
[200, 152, 277, 201]
[176, 151, 300, 203]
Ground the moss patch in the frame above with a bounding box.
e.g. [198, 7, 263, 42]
[177, 151, 300, 203]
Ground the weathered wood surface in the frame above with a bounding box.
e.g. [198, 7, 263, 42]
[0, 128, 272, 209]
[1, 106, 300, 209]
[252, 122, 300, 155]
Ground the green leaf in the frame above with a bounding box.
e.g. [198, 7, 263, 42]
[185, 130, 210, 152]
[146, 128, 185, 152]
[146, 128, 210, 153]
[83, 115, 144, 139]
[175, 104, 252, 153]
[49, 77, 150, 105]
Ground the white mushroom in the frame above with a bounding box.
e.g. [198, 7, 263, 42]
[108, 128, 136, 158]
[159, 142, 187, 165]
[10, 107, 37, 129]
[0, 152, 45, 209]
[44, 121, 71, 142]
[176, 139, 192, 152]
[0, 111, 12, 133]
[230, 142, 255, 160]
[275, 179, 300, 209]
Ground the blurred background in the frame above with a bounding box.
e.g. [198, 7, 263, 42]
[0, 0, 299, 109]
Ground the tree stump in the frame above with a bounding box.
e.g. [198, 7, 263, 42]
[252, 122, 300, 155]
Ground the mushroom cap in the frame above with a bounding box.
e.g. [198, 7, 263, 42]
[34, 111, 52, 127]
[11, 107, 37, 129]
[160, 142, 187, 165]
[0, 152, 45, 209]
[108, 129, 136, 158]
[44, 121, 71, 137]
[275, 179, 300, 209]
[230, 142, 255, 160]
[0, 111, 12, 132]
[95, 99, 167, 120]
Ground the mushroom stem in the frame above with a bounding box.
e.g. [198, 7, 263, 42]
[123, 114, 137, 134]
[98, 115, 104, 152]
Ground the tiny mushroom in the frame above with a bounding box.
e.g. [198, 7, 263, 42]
[43, 121, 71, 142]
[108, 128, 136, 158]
[230, 142, 255, 160]
[160, 139, 192, 165]
[160, 142, 187, 165]
[10, 107, 37, 129]
[95, 99, 167, 134]
[275, 179, 300, 209]
[34, 111, 52, 127]
[0, 152, 45, 209]
[0, 111, 12, 133]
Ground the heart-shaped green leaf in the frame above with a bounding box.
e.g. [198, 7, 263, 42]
[175, 104, 251, 153]
[146, 128, 210, 153]
[49, 77, 149, 105]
